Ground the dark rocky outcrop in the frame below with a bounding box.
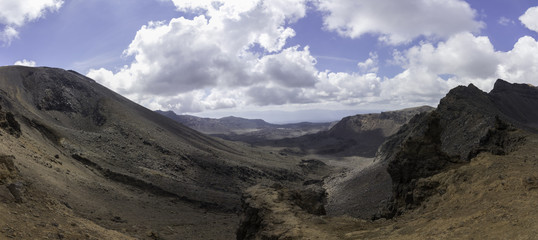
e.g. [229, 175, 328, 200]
[0, 105, 21, 137]
[20, 67, 107, 126]
[0, 155, 24, 203]
[377, 80, 535, 218]
[7, 182, 25, 203]
[0, 155, 17, 184]
[236, 184, 327, 240]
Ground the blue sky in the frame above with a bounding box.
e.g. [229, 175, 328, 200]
[1, 0, 538, 123]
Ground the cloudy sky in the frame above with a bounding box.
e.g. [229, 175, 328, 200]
[1, 0, 538, 123]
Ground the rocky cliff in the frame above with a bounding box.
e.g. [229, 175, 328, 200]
[378, 79, 534, 217]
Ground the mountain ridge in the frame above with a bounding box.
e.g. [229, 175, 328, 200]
[377, 79, 537, 217]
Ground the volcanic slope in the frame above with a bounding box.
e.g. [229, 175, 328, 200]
[237, 80, 538, 239]
[0, 66, 318, 239]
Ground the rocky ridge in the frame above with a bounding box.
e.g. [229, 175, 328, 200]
[377, 79, 535, 217]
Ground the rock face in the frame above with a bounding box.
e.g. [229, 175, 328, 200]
[377, 80, 535, 217]
[324, 106, 434, 157]
[489, 80, 538, 129]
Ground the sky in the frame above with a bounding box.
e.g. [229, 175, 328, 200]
[1, 0, 538, 123]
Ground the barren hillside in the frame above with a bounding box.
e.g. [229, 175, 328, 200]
[0, 66, 325, 239]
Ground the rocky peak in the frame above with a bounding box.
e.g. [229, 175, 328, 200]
[378, 80, 532, 218]
[490, 79, 538, 129]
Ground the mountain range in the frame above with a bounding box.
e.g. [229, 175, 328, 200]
[156, 110, 336, 141]
[0, 66, 537, 239]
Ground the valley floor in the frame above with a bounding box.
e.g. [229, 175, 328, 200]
[2, 123, 537, 239]
[239, 132, 538, 239]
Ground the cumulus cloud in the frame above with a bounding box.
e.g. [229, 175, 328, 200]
[88, 1, 538, 116]
[89, 0, 316, 113]
[0, 0, 63, 44]
[520, 6, 538, 33]
[316, 0, 484, 45]
[255, 46, 318, 88]
[13, 59, 36, 67]
[380, 32, 500, 102]
[247, 86, 313, 105]
[404, 32, 499, 80]
[315, 71, 381, 105]
[497, 36, 538, 84]
[357, 52, 378, 73]
[381, 32, 538, 105]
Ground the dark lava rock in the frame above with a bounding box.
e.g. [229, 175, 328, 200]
[0, 104, 21, 137]
[7, 182, 25, 203]
[21, 67, 107, 126]
[0, 155, 18, 184]
[236, 185, 327, 240]
[377, 79, 535, 218]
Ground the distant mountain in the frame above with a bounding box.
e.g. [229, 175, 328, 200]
[268, 106, 434, 157]
[156, 110, 335, 140]
[155, 111, 272, 134]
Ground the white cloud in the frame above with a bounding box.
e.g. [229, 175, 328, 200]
[87, 1, 538, 117]
[498, 16, 514, 26]
[314, 71, 381, 105]
[497, 36, 538, 85]
[89, 0, 314, 113]
[13, 59, 36, 67]
[404, 32, 499, 80]
[0, 26, 17, 44]
[255, 46, 318, 88]
[380, 68, 450, 105]
[357, 52, 378, 73]
[168, 0, 306, 52]
[378, 32, 501, 103]
[0, 0, 63, 44]
[520, 6, 538, 33]
[380, 32, 538, 106]
[316, 0, 484, 45]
